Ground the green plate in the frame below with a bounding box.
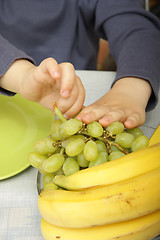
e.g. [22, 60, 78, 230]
[0, 94, 54, 180]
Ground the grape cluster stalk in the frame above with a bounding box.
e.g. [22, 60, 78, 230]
[28, 103, 149, 191]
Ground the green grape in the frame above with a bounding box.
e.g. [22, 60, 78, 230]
[83, 140, 98, 161]
[110, 144, 120, 152]
[42, 153, 65, 173]
[28, 152, 47, 168]
[77, 152, 89, 168]
[131, 135, 149, 152]
[62, 135, 85, 149]
[108, 151, 125, 161]
[38, 164, 49, 175]
[125, 127, 144, 138]
[87, 121, 103, 138]
[106, 122, 124, 135]
[50, 119, 63, 141]
[54, 168, 64, 175]
[89, 152, 108, 168]
[115, 132, 135, 148]
[95, 140, 107, 152]
[60, 119, 83, 137]
[43, 182, 59, 191]
[62, 157, 80, 176]
[43, 173, 55, 185]
[66, 137, 85, 156]
[34, 137, 57, 155]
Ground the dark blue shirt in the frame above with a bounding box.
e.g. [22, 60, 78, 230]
[0, 0, 160, 110]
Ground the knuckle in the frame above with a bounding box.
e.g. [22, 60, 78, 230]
[44, 57, 58, 66]
[47, 57, 54, 62]
[88, 109, 100, 119]
[66, 62, 74, 69]
[62, 62, 75, 71]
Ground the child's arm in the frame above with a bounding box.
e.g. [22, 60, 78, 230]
[0, 57, 152, 128]
[95, 1, 160, 114]
[0, 58, 85, 117]
[76, 77, 152, 129]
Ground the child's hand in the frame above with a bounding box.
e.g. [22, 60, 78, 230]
[20, 58, 85, 117]
[0, 58, 85, 117]
[0, 59, 152, 129]
[76, 77, 152, 129]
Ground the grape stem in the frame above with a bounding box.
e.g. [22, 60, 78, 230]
[106, 140, 128, 155]
[105, 130, 116, 140]
[52, 102, 67, 123]
[78, 130, 90, 137]
[51, 105, 128, 155]
[52, 140, 62, 148]
[102, 130, 128, 155]
[60, 147, 65, 155]
[78, 123, 87, 135]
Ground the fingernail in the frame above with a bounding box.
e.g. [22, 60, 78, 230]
[125, 119, 135, 128]
[101, 116, 111, 122]
[53, 71, 60, 78]
[61, 90, 70, 97]
[99, 116, 112, 127]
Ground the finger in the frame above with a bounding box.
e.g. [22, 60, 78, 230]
[76, 104, 129, 126]
[99, 110, 127, 127]
[56, 82, 79, 114]
[40, 57, 60, 77]
[76, 105, 107, 124]
[63, 94, 85, 119]
[56, 76, 85, 115]
[99, 115, 115, 127]
[59, 62, 76, 98]
[37, 58, 61, 85]
[62, 78, 85, 118]
[124, 112, 145, 129]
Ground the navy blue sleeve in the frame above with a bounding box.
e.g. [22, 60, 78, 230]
[0, 0, 160, 112]
[0, 34, 34, 96]
[96, 0, 160, 111]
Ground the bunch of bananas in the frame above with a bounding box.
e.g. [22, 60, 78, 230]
[38, 125, 160, 240]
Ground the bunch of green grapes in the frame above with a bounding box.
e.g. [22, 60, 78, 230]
[28, 104, 149, 191]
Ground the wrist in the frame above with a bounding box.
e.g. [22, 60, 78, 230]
[112, 77, 152, 108]
[0, 59, 34, 94]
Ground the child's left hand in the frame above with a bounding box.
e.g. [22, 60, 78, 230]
[76, 77, 152, 129]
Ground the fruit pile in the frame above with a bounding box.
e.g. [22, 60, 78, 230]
[29, 104, 150, 189]
[28, 105, 160, 240]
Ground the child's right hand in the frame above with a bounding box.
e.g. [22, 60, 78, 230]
[0, 58, 85, 117]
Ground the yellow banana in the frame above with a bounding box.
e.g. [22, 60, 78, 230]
[53, 142, 160, 190]
[38, 167, 160, 228]
[149, 124, 160, 146]
[41, 210, 160, 240]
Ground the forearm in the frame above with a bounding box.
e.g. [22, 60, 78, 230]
[0, 59, 34, 94]
[100, 0, 160, 110]
[0, 33, 34, 96]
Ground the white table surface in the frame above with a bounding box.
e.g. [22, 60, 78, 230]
[0, 71, 160, 240]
